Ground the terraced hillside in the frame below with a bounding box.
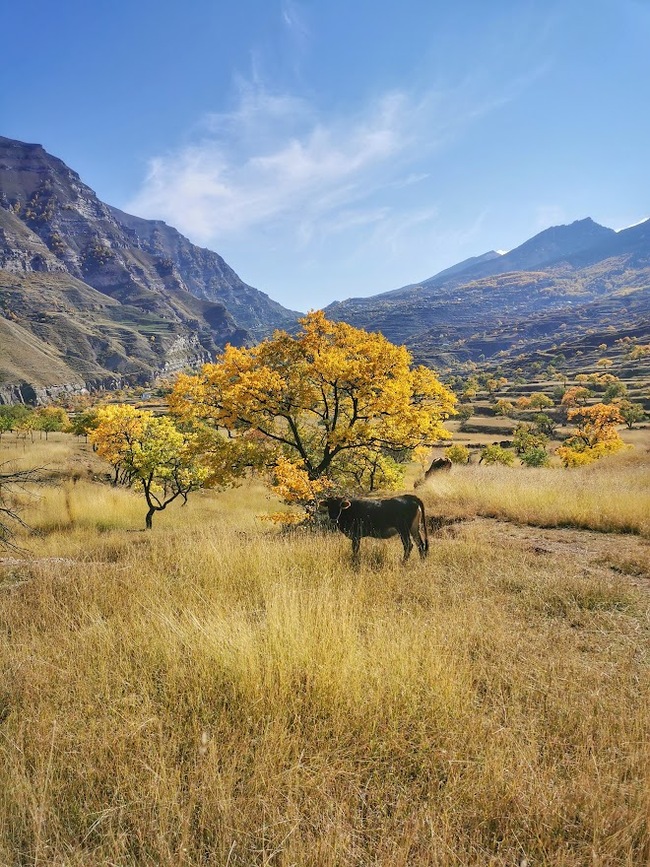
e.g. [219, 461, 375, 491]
[327, 218, 650, 371]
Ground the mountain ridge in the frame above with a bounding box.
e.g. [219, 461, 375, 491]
[0, 135, 299, 401]
[1, 135, 648, 402]
[326, 216, 650, 369]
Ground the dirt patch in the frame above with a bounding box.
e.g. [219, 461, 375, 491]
[453, 516, 650, 592]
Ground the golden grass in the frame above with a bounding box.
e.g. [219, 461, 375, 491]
[421, 450, 650, 536]
[0, 439, 649, 864]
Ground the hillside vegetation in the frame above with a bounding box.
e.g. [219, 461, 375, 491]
[1, 435, 648, 865]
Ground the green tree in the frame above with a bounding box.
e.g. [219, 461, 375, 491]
[90, 405, 213, 529]
[534, 413, 557, 437]
[520, 447, 550, 467]
[456, 403, 474, 430]
[552, 386, 566, 403]
[0, 412, 13, 440]
[69, 409, 100, 440]
[0, 405, 32, 438]
[529, 392, 554, 410]
[616, 400, 645, 429]
[513, 423, 548, 455]
[34, 406, 70, 440]
[603, 382, 627, 403]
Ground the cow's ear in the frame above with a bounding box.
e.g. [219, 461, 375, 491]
[341, 500, 352, 509]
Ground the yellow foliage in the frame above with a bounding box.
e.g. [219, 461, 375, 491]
[90, 405, 212, 527]
[445, 443, 470, 464]
[412, 445, 432, 469]
[557, 403, 625, 467]
[630, 343, 650, 359]
[261, 511, 307, 526]
[90, 404, 147, 467]
[561, 386, 591, 407]
[35, 405, 70, 431]
[556, 439, 625, 467]
[170, 311, 456, 496]
[271, 457, 333, 506]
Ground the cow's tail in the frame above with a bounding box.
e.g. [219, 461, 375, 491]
[418, 496, 429, 554]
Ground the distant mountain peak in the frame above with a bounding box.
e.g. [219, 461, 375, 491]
[325, 213, 648, 366]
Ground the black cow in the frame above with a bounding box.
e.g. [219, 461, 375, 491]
[414, 456, 452, 488]
[321, 495, 429, 564]
[425, 457, 452, 475]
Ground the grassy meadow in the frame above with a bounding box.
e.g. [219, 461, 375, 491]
[0, 435, 649, 865]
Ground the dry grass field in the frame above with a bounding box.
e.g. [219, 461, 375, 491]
[1, 435, 649, 865]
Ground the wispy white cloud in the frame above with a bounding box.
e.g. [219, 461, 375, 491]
[126, 70, 523, 262]
[127, 86, 427, 243]
[281, 0, 310, 49]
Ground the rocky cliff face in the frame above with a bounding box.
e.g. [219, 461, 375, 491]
[0, 136, 299, 402]
[110, 207, 295, 339]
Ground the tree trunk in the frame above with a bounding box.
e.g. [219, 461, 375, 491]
[145, 507, 155, 530]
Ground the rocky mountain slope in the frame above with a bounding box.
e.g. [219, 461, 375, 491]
[1, 134, 647, 403]
[326, 217, 650, 369]
[0, 136, 298, 401]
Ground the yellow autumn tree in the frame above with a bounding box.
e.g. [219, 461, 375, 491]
[90, 405, 212, 529]
[556, 403, 625, 467]
[170, 311, 456, 505]
[561, 386, 591, 408]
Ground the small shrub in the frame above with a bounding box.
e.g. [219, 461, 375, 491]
[479, 444, 515, 466]
[445, 444, 470, 464]
[520, 447, 550, 467]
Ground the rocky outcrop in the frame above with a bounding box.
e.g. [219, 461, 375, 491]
[0, 378, 116, 407]
[111, 207, 297, 339]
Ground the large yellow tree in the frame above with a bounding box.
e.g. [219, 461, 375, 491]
[170, 311, 456, 501]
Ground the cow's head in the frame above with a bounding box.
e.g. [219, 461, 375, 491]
[320, 497, 352, 521]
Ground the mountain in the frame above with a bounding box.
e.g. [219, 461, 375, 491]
[0, 136, 299, 402]
[2, 133, 648, 402]
[379, 251, 504, 301]
[461, 217, 616, 276]
[326, 217, 650, 368]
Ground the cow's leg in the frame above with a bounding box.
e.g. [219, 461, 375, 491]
[351, 534, 361, 566]
[400, 527, 414, 562]
[410, 511, 428, 559]
[410, 525, 427, 558]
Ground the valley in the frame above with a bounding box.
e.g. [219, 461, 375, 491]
[0, 433, 648, 865]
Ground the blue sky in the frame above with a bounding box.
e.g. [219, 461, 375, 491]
[3, 0, 649, 310]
